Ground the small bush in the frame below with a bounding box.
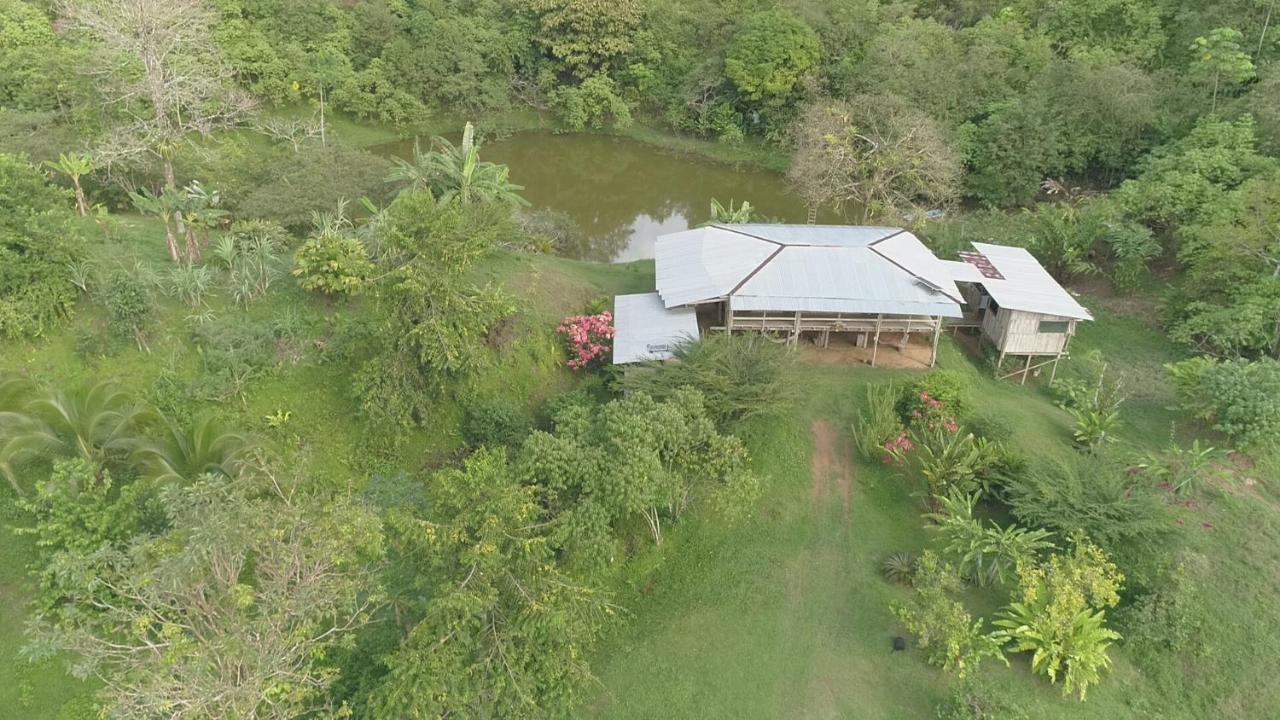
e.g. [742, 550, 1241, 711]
[1167, 357, 1280, 450]
[462, 395, 533, 450]
[854, 382, 902, 460]
[881, 551, 916, 585]
[102, 269, 154, 350]
[898, 370, 972, 422]
[293, 234, 373, 296]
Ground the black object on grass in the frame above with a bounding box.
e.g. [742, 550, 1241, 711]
[892, 636, 906, 652]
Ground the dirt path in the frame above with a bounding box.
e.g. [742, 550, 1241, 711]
[810, 419, 853, 518]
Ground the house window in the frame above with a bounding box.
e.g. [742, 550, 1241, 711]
[1038, 320, 1070, 334]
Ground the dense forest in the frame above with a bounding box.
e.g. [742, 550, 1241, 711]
[3, 0, 1280, 719]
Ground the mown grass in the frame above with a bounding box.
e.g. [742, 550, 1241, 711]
[583, 310, 1276, 720]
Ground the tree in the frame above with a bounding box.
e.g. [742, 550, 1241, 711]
[44, 152, 94, 216]
[27, 474, 385, 720]
[388, 123, 529, 208]
[517, 390, 760, 573]
[1015, 0, 1167, 64]
[788, 95, 961, 222]
[994, 537, 1124, 700]
[1171, 172, 1280, 357]
[370, 448, 611, 719]
[352, 193, 514, 429]
[521, 0, 644, 77]
[59, 0, 253, 243]
[1190, 27, 1256, 112]
[129, 186, 185, 263]
[724, 10, 820, 110]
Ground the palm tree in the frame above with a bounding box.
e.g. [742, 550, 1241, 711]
[45, 152, 94, 216]
[0, 376, 44, 497]
[130, 415, 250, 483]
[387, 122, 529, 208]
[23, 380, 146, 475]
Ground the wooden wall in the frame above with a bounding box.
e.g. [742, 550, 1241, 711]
[983, 308, 1075, 355]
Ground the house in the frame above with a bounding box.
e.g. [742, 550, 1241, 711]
[941, 242, 1093, 382]
[612, 224, 1091, 378]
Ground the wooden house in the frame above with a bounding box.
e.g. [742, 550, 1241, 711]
[611, 226, 1092, 381]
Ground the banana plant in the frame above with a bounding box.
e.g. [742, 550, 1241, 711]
[45, 152, 94, 216]
[130, 187, 186, 263]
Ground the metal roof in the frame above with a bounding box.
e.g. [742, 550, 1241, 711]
[653, 224, 964, 318]
[612, 293, 700, 364]
[965, 243, 1093, 321]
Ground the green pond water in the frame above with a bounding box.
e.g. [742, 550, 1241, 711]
[373, 132, 849, 262]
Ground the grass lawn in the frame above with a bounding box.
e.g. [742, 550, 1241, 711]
[582, 303, 1279, 719]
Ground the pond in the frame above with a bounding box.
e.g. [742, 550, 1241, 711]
[373, 132, 850, 263]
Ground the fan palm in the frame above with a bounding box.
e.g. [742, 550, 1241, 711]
[130, 415, 251, 483]
[387, 122, 529, 208]
[23, 380, 145, 472]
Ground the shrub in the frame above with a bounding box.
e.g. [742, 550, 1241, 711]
[854, 382, 902, 460]
[234, 144, 393, 231]
[891, 551, 1007, 679]
[1004, 454, 1175, 571]
[101, 269, 154, 351]
[0, 153, 85, 338]
[293, 234, 373, 296]
[619, 333, 795, 427]
[882, 551, 916, 585]
[993, 538, 1123, 701]
[898, 370, 972, 421]
[556, 311, 614, 370]
[461, 394, 533, 450]
[1167, 357, 1280, 450]
[189, 317, 276, 403]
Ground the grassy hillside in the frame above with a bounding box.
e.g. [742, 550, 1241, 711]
[2, 216, 1278, 719]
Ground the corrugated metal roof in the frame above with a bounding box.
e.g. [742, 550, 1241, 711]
[968, 242, 1093, 320]
[652, 224, 963, 317]
[612, 293, 700, 364]
[723, 224, 901, 247]
[870, 232, 964, 302]
[654, 227, 776, 307]
[940, 259, 985, 283]
[735, 246, 963, 317]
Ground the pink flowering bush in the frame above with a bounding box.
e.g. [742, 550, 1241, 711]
[556, 311, 614, 370]
[884, 393, 1008, 504]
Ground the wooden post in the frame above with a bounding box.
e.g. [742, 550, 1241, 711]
[871, 314, 882, 367]
[1021, 354, 1033, 385]
[792, 311, 803, 347]
[1049, 351, 1063, 384]
[725, 298, 734, 333]
[930, 316, 942, 367]
[822, 328, 831, 348]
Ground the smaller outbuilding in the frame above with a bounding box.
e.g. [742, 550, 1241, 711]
[943, 242, 1093, 383]
[612, 292, 699, 364]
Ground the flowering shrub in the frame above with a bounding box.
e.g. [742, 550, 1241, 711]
[556, 311, 614, 370]
[885, 393, 1009, 503]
